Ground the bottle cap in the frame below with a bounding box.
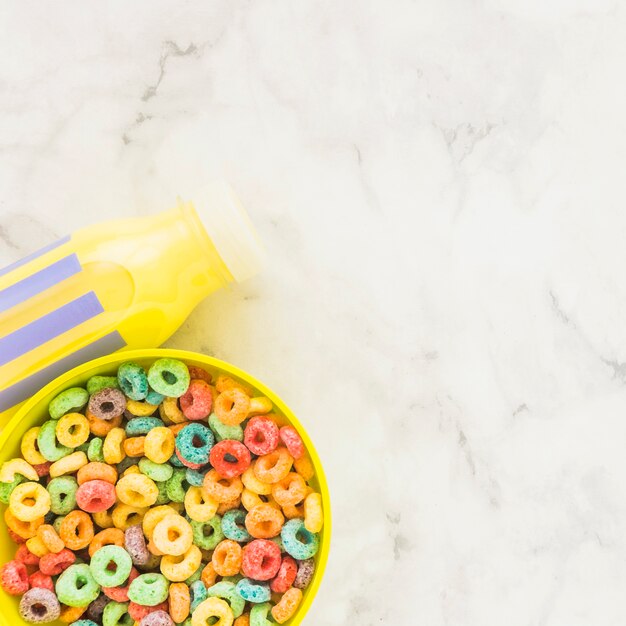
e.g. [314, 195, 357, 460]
[191, 181, 266, 283]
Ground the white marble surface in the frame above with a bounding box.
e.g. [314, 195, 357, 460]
[2, 1, 626, 623]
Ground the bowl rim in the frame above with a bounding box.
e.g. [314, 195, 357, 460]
[0, 348, 331, 626]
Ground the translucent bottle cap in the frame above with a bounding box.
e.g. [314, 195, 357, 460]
[191, 181, 266, 284]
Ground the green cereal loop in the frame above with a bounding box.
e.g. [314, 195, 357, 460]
[250, 602, 273, 626]
[221, 509, 251, 543]
[146, 389, 165, 405]
[49, 387, 89, 420]
[220, 576, 242, 585]
[117, 362, 148, 401]
[102, 601, 133, 626]
[48, 476, 78, 515]
[76, 441, 90, 454]
[185, 468, 209, 487]
[53, 515, 66, 533]
[208, 413, 244, 442]
[0, 474, 26, 504]
[206, 581, 245, 618]
[165, 469, 189, 503]
[281, 518, 320, 560]
[147, 359, 190, 398]
[191, 516, 224, 550]
[88, 438, 104, 462]
[55, 564, 100, 607]
[139, 458, 173, 482]
[154, 481, 170, 505]
[185, 564, 203, 585]
[38, 420, 72, 461]
[90, 546, 132, 587]
[128, 573, 169, 606]
[87, 376, 120, 395]
[126, 417, 164, 436]
[189, 580, 207, 612]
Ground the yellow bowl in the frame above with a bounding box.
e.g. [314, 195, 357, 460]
[0, 348, 330, 626]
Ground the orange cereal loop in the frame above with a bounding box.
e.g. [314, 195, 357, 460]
[168, 422, 191, 436]
[215, 375, 253, 396]
[159, 397, 186, 424]
[202, 470, 243, 503]
[4, 509, 43, 539]
[59, 510, 94, 550]
[234, 615, 250, 626]
[214, 388, 250, 426]
[254, 448, 293, 484]
[282, 501, 305, 520]
[168, 581, 191, 623]
[59, 604, 86, 623]
[87, 409, 122, 437]
[247, 396, 273, 416]
[88, 528, 125, 557]
[37, 524, 65, 553]
[217, 497, 241, 516]
[208, 385, 219, 404]
[245, 504, 284, 539]
[201, 562, 218, 587]
[123, 436, 146, 457]
[293, 455, 315, 481]
[77, 462, 118, 486]
[271, 587, 303, 624]
[211, 540, 243, 577]
[147, 539, 165, 556]
[271, 473, 307, 507]
[103, 427, 126, 464]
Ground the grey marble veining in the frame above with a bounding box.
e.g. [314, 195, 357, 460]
[2, 1, 626, 623]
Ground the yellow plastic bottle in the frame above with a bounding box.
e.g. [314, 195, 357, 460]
[0, 181, 264, 424]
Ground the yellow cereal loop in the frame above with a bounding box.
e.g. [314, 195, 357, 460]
[184, 486, 218, 522]
[293, 456, 315, 481]
[247, 397, 273, 416]
[112, 504, 148, 530]
[303, 492, 323, 533]
[0, 458, 39, 482]
[49, 451, 88, 478]
[143, 505, 179, 540]
[103, 427, 127, 464]
[241, 466, 272, 496]
[93, 509, 115, 529]
[192, 597, 234, 626]
[9, 482, 51, 521]
[20, 429, 46, 465]
[144, 427, 175, 464]
[123, 465, 141, 476]
[153, 514, 193, 556]
[159, 397, 186, 424]
[160, 545, 202, 582]
[25, 535, 50, 558]
[116, 473, 158, 508]
[56, 413, 90, 448]
[126, 399, 160, 416]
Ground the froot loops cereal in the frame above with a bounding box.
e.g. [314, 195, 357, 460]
[0, 359, 323, 624]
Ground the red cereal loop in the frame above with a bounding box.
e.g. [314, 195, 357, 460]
[279, 426, 304, 460]
[244, 417, 280, 456]
[39, 549, 76, 576]
[241, 539, 282, 581]
[33, 462, 52, 477]
[128, 601, 169, 622]
[270, 556, 297, 593]
[15, 544, 40, 567]
[8, 528, 26, 544]
[0, 560, 29, 595]
[188, 366, 212, 384]
[210, 440, 251, 479]
[180, 380, 213, 421]
[28, 571, 54, 591]
[103, 567, 139, 602]
[76, 479, 117, 513]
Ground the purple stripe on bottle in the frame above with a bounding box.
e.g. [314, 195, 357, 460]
[0, 330, 126, 413]
[0, 254, 82, 314]
[0, 292, 104, 367]
[0, 235, 70, 278]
